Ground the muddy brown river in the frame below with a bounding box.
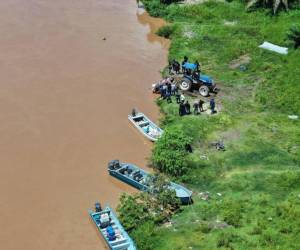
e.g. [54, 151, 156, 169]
[0, 1, 168, 249]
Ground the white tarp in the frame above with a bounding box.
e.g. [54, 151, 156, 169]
[259, 41, 288, 55]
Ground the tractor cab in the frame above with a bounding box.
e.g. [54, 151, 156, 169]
[180, 62, 217, 97]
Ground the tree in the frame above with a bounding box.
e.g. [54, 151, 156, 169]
[287, 25, 300, 49]
[152, 126, 192, 176]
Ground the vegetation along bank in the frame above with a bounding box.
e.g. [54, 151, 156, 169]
[118, 0, 300, 249]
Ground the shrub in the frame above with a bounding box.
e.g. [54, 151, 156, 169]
[117, 193, 152, 231]
[131, 222, 158, 250]
[287, 25, 300, 49]
[152, 126, 192, 176]
[156, 25, 175, 39]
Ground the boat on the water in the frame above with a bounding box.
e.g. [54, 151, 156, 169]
[128, 111, 163, 142]
[108, 160, 192, 204]
[89, 203, 136, 250]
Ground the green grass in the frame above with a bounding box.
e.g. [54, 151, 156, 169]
[128, 1, 300, 249]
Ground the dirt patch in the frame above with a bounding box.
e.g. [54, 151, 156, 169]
[229, 54, 251, 69]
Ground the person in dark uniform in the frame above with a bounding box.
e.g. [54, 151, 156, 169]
[181, 56, 188, 73]
[185, 100, 191, 114]
[167, 82, 172, 96]
[174, 60, 180, 74]
[210, 98, 216, 114]
[179, 102, 186, 116]
[194, 60, 200, 73]
[166, 91, 172, 103]
[199, 99, 205, 112]
[193, 100, 200, 115]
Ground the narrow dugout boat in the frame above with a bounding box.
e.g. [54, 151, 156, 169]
[108, 160, 192, 204]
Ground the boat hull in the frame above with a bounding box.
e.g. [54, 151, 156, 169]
[89, 206, 136, 250]
[128, 112, 163, 142]
[108, 162, 192, 204]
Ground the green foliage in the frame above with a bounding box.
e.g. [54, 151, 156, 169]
[246, 0, 289, 14]
[131, 222, 158, 250]
[117, 175, 181, 232]
[160, 0, 181, 4]
[287, 25, 300, 48]
[142, 0, 167, 17]
[156, 25, 175, 38]
[117, 193, 152, 231]
[149, 174, 181, 210]
[152, 126, 192, 176]
[133, 1, 300, 249]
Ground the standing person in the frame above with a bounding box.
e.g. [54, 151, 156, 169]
[171, 82, 177, 96]
[193, 100, 200, 115]
[199, 99, 205, 112]
[174, 60, 180, 74]
[182, 56, 188, 73]
[180, 93, 185, 103]
[162, 84, 167, 99]
[194, 60, 201, 73]
[167, 82, 172, 96]
[185, 100, 191, 114]
[210, 98, 216, 114]
[179, 102, 186, 116]
[166, 91, 172, 103]
[159, 84, 164, 99]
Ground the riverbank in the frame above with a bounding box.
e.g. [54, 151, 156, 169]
[124, 1, 300, 249]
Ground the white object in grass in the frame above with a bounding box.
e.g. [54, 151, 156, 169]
[259, 42, 288, 55]
[288, 115, 298, 120]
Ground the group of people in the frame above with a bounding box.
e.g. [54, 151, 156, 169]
[169, 56, 201, 76]
[177, 94, 214, 116]
[154, 77, 178, 103]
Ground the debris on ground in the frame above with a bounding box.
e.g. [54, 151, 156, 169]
[163, 221, 173, 228]
[199, 191, 210, 201]
[229, 54, 251, 69]
[259, 41, 288, 55]
[288, 115, 298, 120]
[200, 155, 208, 160]
[209, 221, 230, 229]
[224, 20, 237, 26]
[210, 141, 225, 151]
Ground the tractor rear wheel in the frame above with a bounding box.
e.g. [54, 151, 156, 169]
[179, 78, 192, 91]
[199, 85, 209, 97]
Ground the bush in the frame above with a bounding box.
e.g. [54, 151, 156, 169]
[131, 222, 158, 250]
[117, 193, 152, 231]
[287, 25, 300, 49]
[117, 175, 181, 231]
[156, 25, 175, 39]
[152, 126, 192, 176]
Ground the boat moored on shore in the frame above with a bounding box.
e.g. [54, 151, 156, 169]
[108, 160, 192, 204]
[89, 203, 136, 250]
[128, 110, 163, 142]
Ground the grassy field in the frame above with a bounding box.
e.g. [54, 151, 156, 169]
[125, 1, 300, 249]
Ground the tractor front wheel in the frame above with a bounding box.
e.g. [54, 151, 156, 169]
[179, 78, 192, 91]
[199, 85, 209, 97]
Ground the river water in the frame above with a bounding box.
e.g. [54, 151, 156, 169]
[0, 1, 168, 249]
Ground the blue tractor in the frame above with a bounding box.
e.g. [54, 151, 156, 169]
[179, 62, 218, 97]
